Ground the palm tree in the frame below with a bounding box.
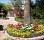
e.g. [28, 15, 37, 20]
[24, 0, 31, 25]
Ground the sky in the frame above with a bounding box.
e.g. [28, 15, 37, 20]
[0, 0, 9, 4]
[31, 0, 36, 3]
[0, 0, 36, 4]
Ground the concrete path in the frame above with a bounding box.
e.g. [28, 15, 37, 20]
[0, 17, 18, 28]
[0, 31, 5, 40]
[0, 17, 18, 40]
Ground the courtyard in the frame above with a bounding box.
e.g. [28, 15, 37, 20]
[0, 0, 44, 40]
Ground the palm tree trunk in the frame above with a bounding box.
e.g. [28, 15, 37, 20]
[24, 0, 31, 25]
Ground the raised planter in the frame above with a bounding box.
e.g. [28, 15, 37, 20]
[5, 31, 44, 40]
[4, 22, 44, 40]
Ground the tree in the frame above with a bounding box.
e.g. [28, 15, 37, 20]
[9, 0, 23, 17]
[10, 0, 31, 25]
[0, 3, 12, 11]
[0, 3, 3, 12]
[24, 0, 31, 25]
[31, 0, 44, 19]
[35, 0, 44, 19]
[9, 0, 22, 11]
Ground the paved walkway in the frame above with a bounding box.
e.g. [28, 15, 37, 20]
[0, 17, 18, 28]
[0, 31, 5, 40]
[0, 17, 18, 40]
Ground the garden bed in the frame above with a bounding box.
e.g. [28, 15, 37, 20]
[4, 31, 44, 40]
[5, 22, 44, 40]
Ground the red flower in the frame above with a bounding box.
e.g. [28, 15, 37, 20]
[33, 25, 38, 31]
[7, 24, 14, 28]
[11, 24, 14, 28]
[34, 26, 38, 29]
[16, 25, 20, 29]
[16, 22, 24, 29]
[33, 22, 38, 25]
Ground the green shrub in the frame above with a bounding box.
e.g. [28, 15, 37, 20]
[15, 17, 24, 22]
[31, 18, 44, 24]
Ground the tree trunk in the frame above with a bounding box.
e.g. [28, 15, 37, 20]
[24, 0, 31, 25]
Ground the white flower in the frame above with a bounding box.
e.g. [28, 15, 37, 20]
[32, 30, 34, 31]
[31, 24, 34, 27]
[29, 27, 33, 29]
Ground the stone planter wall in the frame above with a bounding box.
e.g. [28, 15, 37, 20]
[5, 31, 44, 40]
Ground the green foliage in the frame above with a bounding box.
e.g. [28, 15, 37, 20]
[15, 16, 44, 24]
[0, 12, 2, 14]
[35, 26, 44, 34]
[41, 26, 44, 32]
[6, 24, 44, 37]
[31, 0, 44, 19]
[15, 17, 24, 22]
[31, 18, 44, 24]
[7, 28, 14, 33]
[10, 0, 22, 11]
[6, 24, 32, 37]
[0, 3, 12, 11]
[6, 27, 31, 37]
[3, 4, 11, 11]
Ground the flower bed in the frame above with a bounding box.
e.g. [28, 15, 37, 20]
[5, 22, 44, 38]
